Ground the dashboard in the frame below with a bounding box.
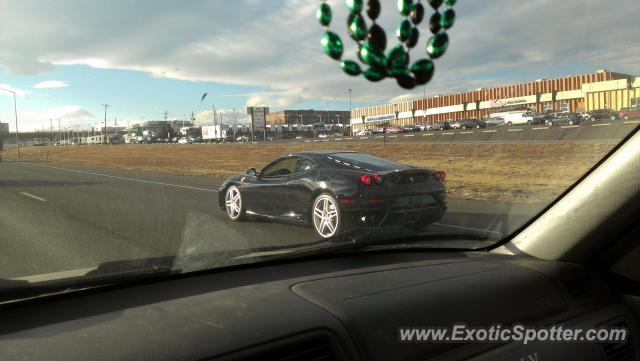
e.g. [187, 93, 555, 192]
[0, 251, 638, 361]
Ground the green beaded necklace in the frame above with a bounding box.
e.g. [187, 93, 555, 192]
[317, 0, 456, 89]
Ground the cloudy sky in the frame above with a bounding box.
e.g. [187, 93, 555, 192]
[0, 0, 638, 131]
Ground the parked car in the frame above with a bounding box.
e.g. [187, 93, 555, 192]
[355, 129, 372, 136]
[318, 133, 328, 138]
[546, 112, 582, 126]
[619, 106, 640, 120]
[385, 127, 405, 134]
[529, 112, 552, 124]
[402, 125, 422, 132]
[491, 111, 535, 125]
[588, 109, 619, 121]
[451, 118, 484, 129]
[483, 117, 505, 126]
[426, 121, 451, 131]
[579, 111, 595, 121]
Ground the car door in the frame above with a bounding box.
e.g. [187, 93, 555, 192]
[249, 156, 300, 216]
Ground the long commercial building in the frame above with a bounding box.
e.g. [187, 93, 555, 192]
[350, 70, 640, 129]
[267, 110, 350, 126]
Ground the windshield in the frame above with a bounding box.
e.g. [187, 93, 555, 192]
[0, 0, 638, 299]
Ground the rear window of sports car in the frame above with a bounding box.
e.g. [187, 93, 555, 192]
[328, 153, 409, 172]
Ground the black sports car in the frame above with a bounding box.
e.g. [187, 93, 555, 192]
[218, 151, 447, 239]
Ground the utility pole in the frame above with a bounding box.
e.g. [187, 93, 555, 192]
[50, 119, 53, 142]
[58, 119, 61, 143]
[102, 104, 109, 144]
[348, 88, 352, 136]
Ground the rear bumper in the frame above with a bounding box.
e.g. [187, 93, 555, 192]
[341, 194, 447, 229]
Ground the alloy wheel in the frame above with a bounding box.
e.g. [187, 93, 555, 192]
[312, 194, 340, 238]
[225, 186, 243, 220]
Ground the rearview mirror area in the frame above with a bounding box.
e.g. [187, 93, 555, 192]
[247, 168, 258, 176]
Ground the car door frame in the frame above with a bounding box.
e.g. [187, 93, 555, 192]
[249, 156, 308, 217]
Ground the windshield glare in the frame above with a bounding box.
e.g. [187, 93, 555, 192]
[0, 0, 638, 296]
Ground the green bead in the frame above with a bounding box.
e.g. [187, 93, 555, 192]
[396, 19, 412, 42]
[430, 12, 442, 34]
[397, 71, 417, 89]
[444, 0, 456, 6]
[426, 32, 449, 59]
[397, 0, 414, 16]
[359, 43, 386, 68]
[411, 59, 435, 85]
[439, 8, 455, 29]
[405, 27, 419, 48]
[411, 3, 425, 25]
[341, 60, 362, 76]
[347, 0, 363, 13]
[428, 0, 443, 10]
[348, 13, 368, 41]
[386, 45, 409, 76]
[367, 23, 387, 52]
[316, 3, 332, 26]
[321, 31, 344, 60]
[366, 0, 381, 20]
[363, 68, 386, 82]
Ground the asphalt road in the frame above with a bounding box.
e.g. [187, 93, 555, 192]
[0, 161, 544, 279]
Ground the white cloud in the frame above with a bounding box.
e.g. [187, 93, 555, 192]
[0, 84, 27, 97]
[33, 80, 69, 89]
[13, 105, 95, 132]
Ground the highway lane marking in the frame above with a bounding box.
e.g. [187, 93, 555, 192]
[561, 125, 579, 129]
[624, 120, 640, 124]
[460, 131, 473, 134]
[345, 137, 353, 140]
[507, 129, 523, 132]
[591, 123, 611, 127]
[304, 140, 311, 143]
[404, 134, 415, 137]
[334, 138, 343, 141]
[321, 139, 330, 142]
[24, 163, 219, 193]
[19, 192, 47, 202]
[442, 132, 454, 135]
[388, 135, 398, 138]
[374, 136, 384, 138]
[424, 133, 434, 136]
[533, 127, 549, 130]
[483, 130, 497, 133]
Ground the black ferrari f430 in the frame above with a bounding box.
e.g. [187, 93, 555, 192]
[218, 151, 447, 239]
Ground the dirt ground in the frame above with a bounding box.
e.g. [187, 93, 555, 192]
[2, 141, 615, 203]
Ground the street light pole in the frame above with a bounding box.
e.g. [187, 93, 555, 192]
[0, 88, 20, 160]
[102, 104, 109, 145]
[348, 88, 352, 136]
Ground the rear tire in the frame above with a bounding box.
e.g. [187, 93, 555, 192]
[311, 193, 341, 239]
[508, 121, 513, 126]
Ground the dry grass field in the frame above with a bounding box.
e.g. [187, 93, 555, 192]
[2, 141, 615, 203]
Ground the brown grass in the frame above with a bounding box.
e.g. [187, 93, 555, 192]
[2, 142, 614, 203]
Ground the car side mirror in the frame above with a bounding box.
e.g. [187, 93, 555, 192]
[247, 168, 258, 176]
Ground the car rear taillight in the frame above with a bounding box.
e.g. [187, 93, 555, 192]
[373, 173, 383, 185]
[360, 175, 372, 186]
[433, 171, 446, 182]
